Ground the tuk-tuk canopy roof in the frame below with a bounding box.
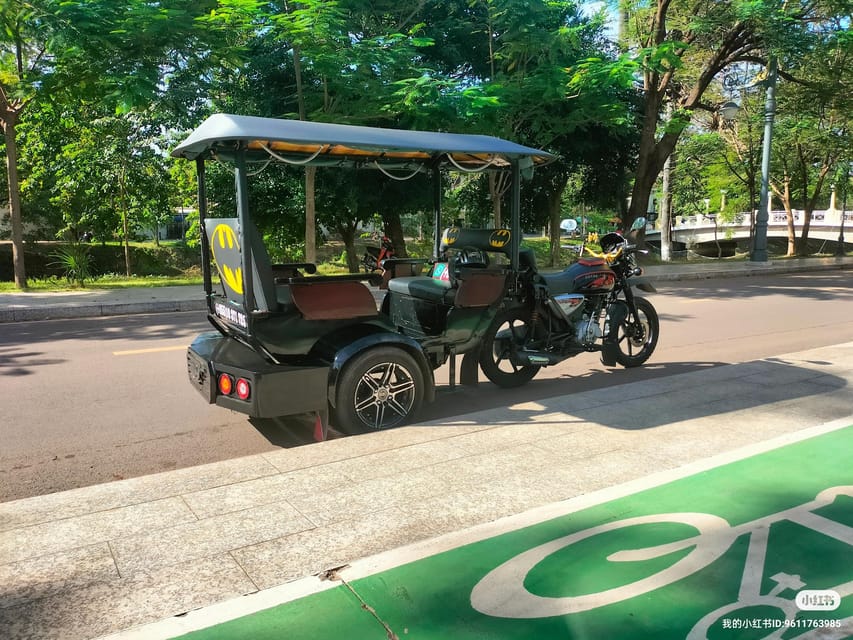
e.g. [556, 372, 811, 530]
[172, 113, 555, 170]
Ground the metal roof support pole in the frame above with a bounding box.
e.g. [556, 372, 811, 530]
[509, 160, 521, 272]
[432, 164, 442, 257]
[196, 158, 213, 300]
[234, 149, 257, 326]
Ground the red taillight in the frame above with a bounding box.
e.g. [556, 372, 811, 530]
[235, 378, 251, 401]
[218, 373, 234, 396]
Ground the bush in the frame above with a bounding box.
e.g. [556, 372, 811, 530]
[0, 242, 202, 282]
[50, 243, 94, 287]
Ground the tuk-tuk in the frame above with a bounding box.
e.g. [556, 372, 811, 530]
[173, 113, 554, 436]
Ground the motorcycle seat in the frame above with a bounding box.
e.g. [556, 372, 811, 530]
[578, 257, 606, 266]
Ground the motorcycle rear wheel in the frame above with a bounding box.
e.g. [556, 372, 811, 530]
[479, 308, 541, 388]
[613, 297, 659, 367]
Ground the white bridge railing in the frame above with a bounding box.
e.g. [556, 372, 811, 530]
[665, 209, 852, 230]
[645, 209, 851, 246]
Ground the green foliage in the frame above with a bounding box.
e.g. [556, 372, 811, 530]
[5, 0, 851, 273]
[50, 243, 93, 287]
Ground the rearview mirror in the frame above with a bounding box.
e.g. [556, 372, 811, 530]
[630, 217, 647, 231]
[559, 218, 578, 234]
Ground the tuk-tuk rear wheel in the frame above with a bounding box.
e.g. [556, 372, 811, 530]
[334, 346, 425, 434]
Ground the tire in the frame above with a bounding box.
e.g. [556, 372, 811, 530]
[479, 307, 540, 388]
[613, 297, 659, 367]
[334, 346, 424, 434]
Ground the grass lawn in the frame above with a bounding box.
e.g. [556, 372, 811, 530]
[0, 273, 205, 293]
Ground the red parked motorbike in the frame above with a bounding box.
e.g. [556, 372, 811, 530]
[361, 234, 395, 272]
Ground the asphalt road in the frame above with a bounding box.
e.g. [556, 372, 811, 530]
[2, 271, 852, 502]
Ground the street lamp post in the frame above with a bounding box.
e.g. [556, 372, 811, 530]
[838, 165, 850, 257]
[751, 58, 778, 262]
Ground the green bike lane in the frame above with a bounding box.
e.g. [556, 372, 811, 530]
[155, 418, 853, 640]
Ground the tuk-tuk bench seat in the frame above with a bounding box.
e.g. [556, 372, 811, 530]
[288, 280, 378, 320]
[388, 268, 506, 309]
[388, 276, 455, 305]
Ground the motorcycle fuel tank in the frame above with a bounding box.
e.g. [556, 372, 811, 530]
[541, 259, 616, 296]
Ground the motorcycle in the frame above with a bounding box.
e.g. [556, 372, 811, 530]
[479, 218, 659, 388]
[361, 234, 395, 272]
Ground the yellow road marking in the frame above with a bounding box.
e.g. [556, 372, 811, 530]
[113, 345, 187, 356]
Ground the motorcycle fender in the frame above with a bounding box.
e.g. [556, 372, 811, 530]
[631, 277, 657, 293]
[601, 301, 629, 366]
[327, 332, 434, 409]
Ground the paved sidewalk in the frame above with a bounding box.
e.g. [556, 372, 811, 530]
[1, 340, 851, 640]
[0, 285, 207, 323]
[1, 255, 850, 323]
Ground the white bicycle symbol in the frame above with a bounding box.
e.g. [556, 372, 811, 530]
[470, 486, 853, 639]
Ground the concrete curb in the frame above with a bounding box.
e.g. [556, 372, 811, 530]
[644, 257, 852, 282]
[0, 258, 849, 323]
[0, 299, 207, 323]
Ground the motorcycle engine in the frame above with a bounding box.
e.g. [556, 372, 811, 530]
[576, 314, 602, 346]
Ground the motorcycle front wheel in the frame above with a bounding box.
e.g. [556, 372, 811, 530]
[612, 297, 659, 367]
[479, 307, 541, 388]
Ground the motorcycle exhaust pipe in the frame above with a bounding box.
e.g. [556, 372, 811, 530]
[512, 350, 563, 366]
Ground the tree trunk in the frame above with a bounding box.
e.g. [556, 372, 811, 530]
[3, 107, 27, 288]
[780, 184, 796, 257]
[547, 178, 568, 267]
[488, 172, 508, 228]
[628, 130, 678, 231]
[304, 166, 317, 263]
[384, 212, 408, 258]
[290, 37, 318, 265]
[339, 223, 360, 273]
[119, 167, 132, 276]
[798, 164, 830, 256]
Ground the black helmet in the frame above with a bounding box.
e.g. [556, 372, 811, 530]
[599, 232, 625, 254]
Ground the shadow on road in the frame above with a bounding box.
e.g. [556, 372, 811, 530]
[0, 346, 67, 376]
[422, 357, 849, 431]
[247, 357, 848, 446]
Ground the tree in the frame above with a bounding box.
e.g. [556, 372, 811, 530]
[575, 0, 852, 235]
[768, 23, 852, 255]
[201, 0, 437, 267]
[394, 1, 637, 265]
[1, 0, 216, 287]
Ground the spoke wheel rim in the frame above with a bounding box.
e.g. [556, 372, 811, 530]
[492, 319, 528, 373]
[353, 362, 416, 430]
[619, 312, 652, 356]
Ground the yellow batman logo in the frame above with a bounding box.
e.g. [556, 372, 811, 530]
[444, 227, 460, 245]
[214, 224, 237, 250]
[211, 223, 243, 296]
[489, 229, 511, 248]
[220, 263, 243, 296]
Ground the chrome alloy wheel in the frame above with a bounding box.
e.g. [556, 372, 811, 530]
[353, 361, 417, 430]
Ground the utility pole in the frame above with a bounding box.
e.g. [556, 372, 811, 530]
[751, 58, 777, 262]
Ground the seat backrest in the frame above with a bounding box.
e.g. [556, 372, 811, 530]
[454, 270, 506, 308]
[204, 217, 278, 313]
[439, 227, 512, 258]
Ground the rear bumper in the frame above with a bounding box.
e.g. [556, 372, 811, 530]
[187, 332, 329, 419]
